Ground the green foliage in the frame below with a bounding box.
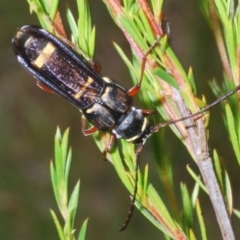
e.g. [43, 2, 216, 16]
[50, 128, 88, 240]
[66, 0, 96, 58]
[24, 0, 240, 239]
[196, 200, 207, 240]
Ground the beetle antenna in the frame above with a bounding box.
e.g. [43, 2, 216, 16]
[119, 144, 143, 231]
[153, 84, 240, 132]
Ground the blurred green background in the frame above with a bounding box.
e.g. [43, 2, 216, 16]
[1, 0, 240, 239]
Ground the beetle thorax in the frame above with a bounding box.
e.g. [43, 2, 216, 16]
[113, 107, 154, 144]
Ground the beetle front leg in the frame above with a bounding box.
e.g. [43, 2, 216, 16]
[128, 84, 141, 97]
[128, 37, 162, 97]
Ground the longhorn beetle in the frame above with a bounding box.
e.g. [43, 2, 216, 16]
[12, 25, 240, 231]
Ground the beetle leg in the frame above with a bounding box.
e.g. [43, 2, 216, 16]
[81, 117, 98, 136]
[142, 109, 155, 116]
[103, 133, 116, 158]
[82, 126, 98, 136]
[128, 37, 162, 97]
[37, 81, 55, 93]
[89, 60, 101, 72]
[128, 84, 141, 97]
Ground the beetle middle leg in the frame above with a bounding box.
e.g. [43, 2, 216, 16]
[81, 116, 98, 136]
[81, 115, 117, 159]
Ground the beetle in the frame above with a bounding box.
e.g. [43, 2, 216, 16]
[12, 25, 156, 230]
[12, 25, 240, 231]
